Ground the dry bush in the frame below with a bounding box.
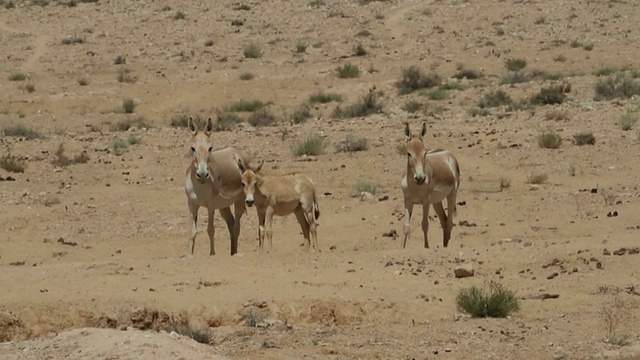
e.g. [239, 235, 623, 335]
[3, 125, 43, 140]
[594, 73, 640, 100]
[478, 90, 513, 108]
[0, 154, 26, 173]
[335, 133, 368, 153]
[573, 132, 596, 145]
[396, 66, 441, 95]
[336, 63, 360, 78]
[51, 144, 90, 167]
[292, 135, 327, 156]
[538, 132, 562, 149]
[456, 280, 519, 318]
[332, 91, 383, 118]
[247, 109, 276, 127]
[530, 87, 567, 105]
[527, 173, 548, 184]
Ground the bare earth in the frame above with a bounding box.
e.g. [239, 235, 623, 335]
[1, 0, 640, 359]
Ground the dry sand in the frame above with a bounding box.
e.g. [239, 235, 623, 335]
[1, 0, 640, 359]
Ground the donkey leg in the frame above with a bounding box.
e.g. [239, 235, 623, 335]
[421, 203, 431, 249]
[265, 206, 275, 252]
[219, 207, 235, 255]
[402, 198, 414, 249]
[257, 208, 266, 253]
[188, 202, 199, 255]
[433, 202, 449, 248]
[229, 200, 245, 255]
[206, 206, 217, 256]
[444, 191, 457, 248]
[293, 206, 311, 251]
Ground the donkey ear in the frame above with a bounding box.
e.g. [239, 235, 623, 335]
[254, 160, 264, 173]
[205, 117, 214, 135]
[404, 122, 411, 140]
[235, 154, 246, 173]
[419, 122, 427, 140]
[187, 117, 197, 135]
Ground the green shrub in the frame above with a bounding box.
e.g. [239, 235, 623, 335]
[243, 43, 262, 58]
[292, 135, 326, 156]
[309, 92, 343, 104]
[336, 63, 360, 78]
[594, 74, 640, 100]
[505, 58, 527, 71]
[122, 99, 136, 113]
[456, 280, 520, 318]
[573, 132, 595, 145]
[227, 100, 264, 112]
[619, 113, 638, 131]
[538, 132, 562, 149]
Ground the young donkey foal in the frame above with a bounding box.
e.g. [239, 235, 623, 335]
[401, 122, 461, 249]
[237, 160, 320, 252]
[184, 117, 247, 256]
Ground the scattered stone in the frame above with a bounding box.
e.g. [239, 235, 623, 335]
[0, 176, 16, 181]
[57, 237, 77, 246]
[547, 272, 559, 280]
[9, 261, 25, 266]
[384, 261, 394, 267]
[378, 195, 389, 201]
[521, 293, 560, 300]
[629, 247, 640, 255]
[454, 264, 474, 278]
[329, 245, 337, 250]
[382, 229, 398, 239]
[603, 248, 611, 256]
[606, 210, 618, 217]
[458, 220, 477, 227]
[613, 248, 627, 256]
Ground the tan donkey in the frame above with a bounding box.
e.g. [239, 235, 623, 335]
[237, 160, 320, 252]
[401, 122, 461, 249]
[184, 117, 248, 256]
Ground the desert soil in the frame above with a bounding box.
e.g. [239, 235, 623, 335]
[1, 0, 640, 359]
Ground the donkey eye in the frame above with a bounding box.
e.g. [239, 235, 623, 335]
[208, 146, 213, 153]
[407, 152, 412, 158]
[191, 147, 196, 153]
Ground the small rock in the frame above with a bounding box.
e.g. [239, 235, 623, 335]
[613, 248, 627, 256]
[628, 247, 640, 255]
[547, 272, 559, 280]
[454, 264, 474, 278]
[378, 195, 389, 201]
[382, 229, 398, 238]
[603, 248, 611, 256]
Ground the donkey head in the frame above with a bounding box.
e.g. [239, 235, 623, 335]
[404, 122, 428, 185]
[237, 158, 264, 207]
[188, 117, 214, 183]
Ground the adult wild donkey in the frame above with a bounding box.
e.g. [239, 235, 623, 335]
[184, 117, 247, 256]
[401, 122, 461, 249]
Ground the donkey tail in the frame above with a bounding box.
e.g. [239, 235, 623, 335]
[313, 190, 320, 221]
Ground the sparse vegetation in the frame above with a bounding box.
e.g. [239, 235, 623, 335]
[292, 104, 312, 124]
[204, 39, 214, 47]
[239, 72, 255, 80]
[243, 43, 262, 58]
[172, 11, 186, 20]
[426, 88, 447, 100]
[8, 73, 27, 81]
[112, 139, 129, 156]
[545, 109, 570, 121]
[354, 182, 378, 195]
[247, 109, 276, 127]
[0, 154, 26, 173]
[243, 309, 264, 327]
[114, 55, 126, 65]
[122, 99, 136, 113]
[51, 144, 90, 167]
[111, 117, 152, 131]
[538, 131, 562, 149]
[61, 36, 83, 45]
[456, 280, 519, 318]
[353, 43, 367, 56]
[332, 91, 383, 118]
[530, 87, 566, 105]
[573, 132, 596, 145]
[618, 113, 638, 131]
[292, 135, 327, 156]
[452, 67, 483, 80]
[594, 74, 640, 100]
[24, 84, 35, 93]
[402, 100, 422, 113]
[527, 172, 548, 184]
[117, 68, 137, 83]
[505, 58, 527, 72]
[226, 100, 265, 112]
[295, 42, 308, 53]
[3, 125, 43, 139]
[309, 92, 343, 104]
[214, 111, 242, 131]
[468, 107, 490, 117]
[553, 54, 567, 62]
[166, 323, 215, 345]
[501, 71, 531, 85]
[77, 77, 89, 86]
[594, 67, 616, 77]
[336, 63, 360, 78]
[396, 66, 442, 95]
[478, 90, 513, 108]
[602, 296, 632, 347]
[334, 133, 368, 153]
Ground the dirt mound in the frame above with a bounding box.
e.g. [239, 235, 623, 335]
[0, 327, 230, 360]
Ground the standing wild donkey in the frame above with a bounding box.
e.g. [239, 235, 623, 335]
[401, 122, 461, 249]
[184, 117, 248, 256]
[237, 160, 320, 252]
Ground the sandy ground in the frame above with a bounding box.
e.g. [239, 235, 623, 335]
[1, 0, 640, 359]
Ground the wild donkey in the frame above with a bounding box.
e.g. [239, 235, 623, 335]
[401, 122, 461, 249]
[184, 117, 247, 256]
[237, 160, 320, 252]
